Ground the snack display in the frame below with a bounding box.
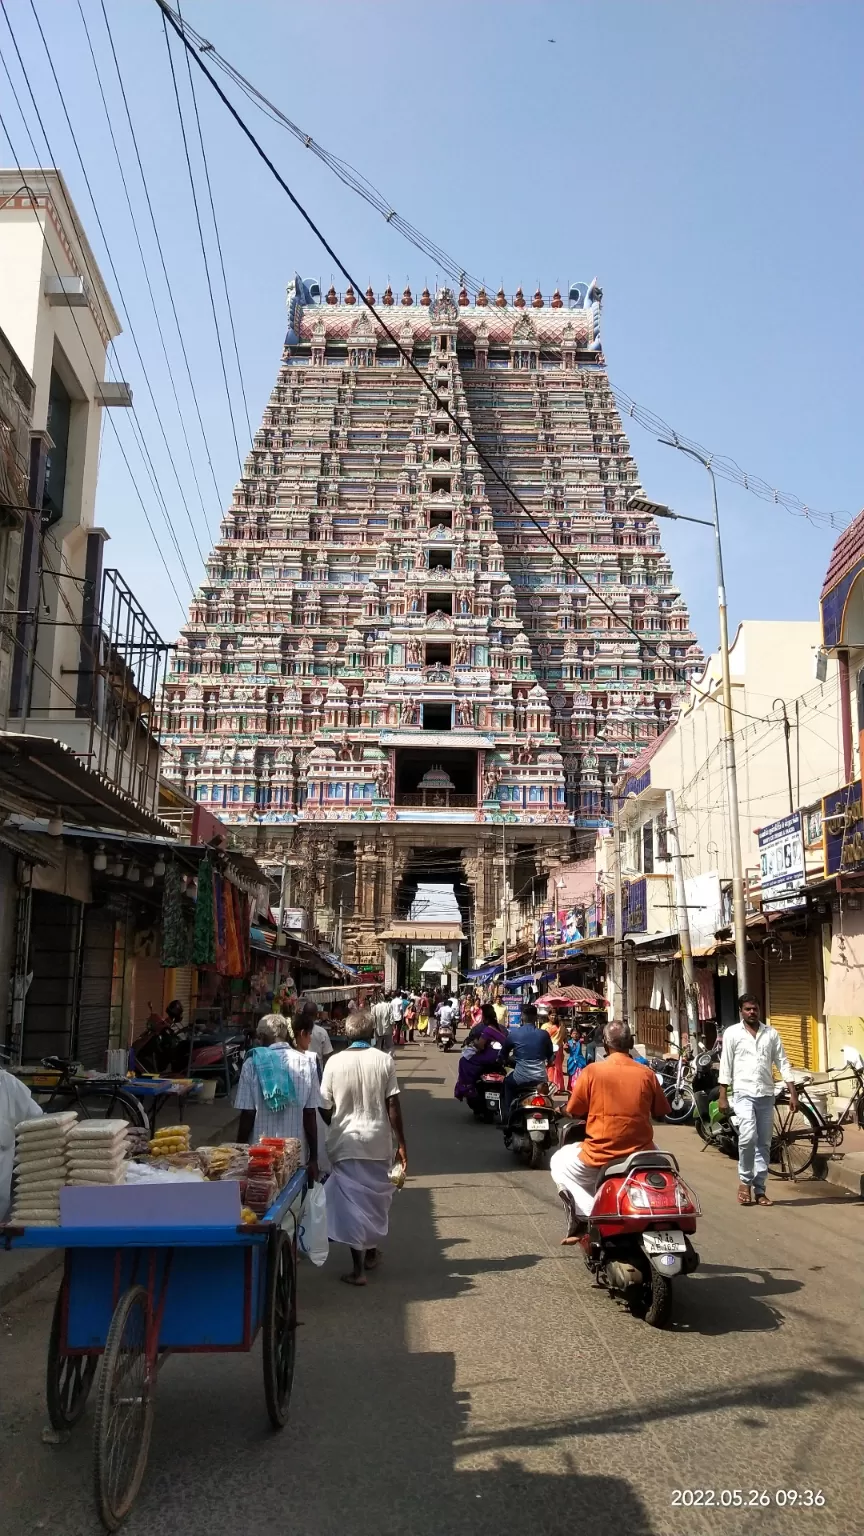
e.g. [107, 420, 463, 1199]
[10, 1112, 76, 1226]
[148, 1125, 191, 1156]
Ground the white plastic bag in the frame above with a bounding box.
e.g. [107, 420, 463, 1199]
[298, 1181, 329, 1266]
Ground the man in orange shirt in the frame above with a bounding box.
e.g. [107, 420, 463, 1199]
[550, 1021, 670, 1240]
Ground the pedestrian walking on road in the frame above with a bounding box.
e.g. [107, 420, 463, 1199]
[319, 1010, 408, 1287]
[718, 993, 798, 1207]
[373, 992, 393, 1053]
[234, 1016, 321, 1183]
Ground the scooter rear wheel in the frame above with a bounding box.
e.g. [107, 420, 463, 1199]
[629, 1270, 672, 1328]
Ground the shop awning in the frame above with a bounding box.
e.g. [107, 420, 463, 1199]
[0, 733, 173, 836]
[464, 963, 504, 982]
[536, 986, 607, 1010]
[503, 971, 539, 989]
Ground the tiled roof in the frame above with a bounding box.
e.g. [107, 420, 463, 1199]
[618, 724, 675, 789]
[821, 509, 864, 598]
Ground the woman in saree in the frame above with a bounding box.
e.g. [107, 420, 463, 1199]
[454, 1004, 508, 1102]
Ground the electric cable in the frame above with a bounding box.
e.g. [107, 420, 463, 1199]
[0, 94, 187, 614]
[21, 0, 207, 571]
[176, 0, 252, 443]
[158, 0, 852, 537]
[160, 8, 245, 473]
[96, 0, 226, 519]
[74, 0, 218, 545]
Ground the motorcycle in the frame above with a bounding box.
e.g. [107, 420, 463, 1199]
[465, 1069, 506, 1123]
[437, 1020, 455, 1052]
[691, 1043, 731, 1151]
[503, 1080, 559, 1168]
[564, 1131, 701, 1328]
[652, 1053, 695, 1125]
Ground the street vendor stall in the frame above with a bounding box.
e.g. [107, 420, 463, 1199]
[1, 1114, 308, 1530]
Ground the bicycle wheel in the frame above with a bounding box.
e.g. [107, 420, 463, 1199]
[769, 1102, 819, 1179]
[93, 1285, 154, 1530]
[75, 1088, 149, 1132]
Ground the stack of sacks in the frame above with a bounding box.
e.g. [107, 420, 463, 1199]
[10, 1112, 76, 1226]
[66, 1120, 129, 1185]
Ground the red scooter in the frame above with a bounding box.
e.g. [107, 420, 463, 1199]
[571, 1144, 701, 1328]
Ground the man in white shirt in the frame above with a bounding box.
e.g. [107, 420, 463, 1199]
[433, 996, 455, 1041]
[718, 993, 798, 1207]
[373, 994, 393, 1053]
[320, 1010, 407, 1286]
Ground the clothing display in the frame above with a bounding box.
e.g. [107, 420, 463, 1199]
[649, 966, 673, 1012]
[696, 969, 717, 1023]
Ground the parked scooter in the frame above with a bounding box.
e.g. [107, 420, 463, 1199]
[691, 1043, 735, 1153]
[503, 1081, 559, 1168]
[561, 1126, 701, 1328]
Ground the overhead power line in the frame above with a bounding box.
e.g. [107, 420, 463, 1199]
[10, 1, 203, 585]
[157, 0, 853, 539]
[74, 0, 218, 546]
[160, 8, 245, 473]
[0, 77, 188, 612]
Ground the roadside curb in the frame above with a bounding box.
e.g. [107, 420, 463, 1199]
[821, 1151, 864, 1198]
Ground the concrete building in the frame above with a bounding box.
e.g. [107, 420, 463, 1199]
[611, 620, 844, 1066]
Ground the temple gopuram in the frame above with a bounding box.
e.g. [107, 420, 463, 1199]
[160, 281, 701, 974]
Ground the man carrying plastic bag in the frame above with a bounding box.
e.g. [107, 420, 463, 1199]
[318, 1010, 408, 1287]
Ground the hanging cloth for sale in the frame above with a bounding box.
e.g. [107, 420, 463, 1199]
[192, 856, 216, 967]
[223, 881, 243, 978]
[649, 965, 673, 1012]
[213, 873, 229, 974]
[696, 969, 716, 1022]
[161, 861, 192, 968]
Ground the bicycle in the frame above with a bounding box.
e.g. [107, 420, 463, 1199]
[6, 1053, 149, 1131]
[769, 1047, 864, 1179]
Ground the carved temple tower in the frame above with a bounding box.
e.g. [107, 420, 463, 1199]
[161, 280, 701, 971]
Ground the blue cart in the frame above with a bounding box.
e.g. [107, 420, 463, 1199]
[1, 1169, 307, 1530]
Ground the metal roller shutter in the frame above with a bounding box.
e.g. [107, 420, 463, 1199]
[766, 937, 819, 1071]
[76, 908, 116, 1069]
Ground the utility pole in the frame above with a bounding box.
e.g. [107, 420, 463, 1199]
[612, 794, 624, 1025]
[631, 444, 748, 989]
[501, 816, 508, 982]
[275, 860, 289, 994]
[773, 698, 794, 814]
[666, 790, 699, 1051]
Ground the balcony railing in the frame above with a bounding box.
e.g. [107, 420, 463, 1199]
[395, 792, 476, 809]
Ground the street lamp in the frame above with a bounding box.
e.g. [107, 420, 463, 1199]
[628, 441, 748, 989]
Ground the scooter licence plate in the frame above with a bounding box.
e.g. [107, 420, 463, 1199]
[526, 1115, 549, 1130]
[642, 1230, 687, 1255]
[485, 1093, 500, 1105]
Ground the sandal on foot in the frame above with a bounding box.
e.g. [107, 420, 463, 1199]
[754, 1193, 773, 1206]
[340, 1272, 367, 1287]
[737, 1184, 752, 1205]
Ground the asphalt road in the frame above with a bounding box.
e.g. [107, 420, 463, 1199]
[2, 1041, 863, 1536]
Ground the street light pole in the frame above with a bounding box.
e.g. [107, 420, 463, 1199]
[629, 446, 748, 990]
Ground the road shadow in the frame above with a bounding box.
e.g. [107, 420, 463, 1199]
[670, 1261, 803, 1334]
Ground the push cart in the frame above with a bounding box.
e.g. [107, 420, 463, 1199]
[1, 1168, 307, 1530]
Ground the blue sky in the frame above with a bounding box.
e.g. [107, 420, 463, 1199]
[2, 0, 862, 654]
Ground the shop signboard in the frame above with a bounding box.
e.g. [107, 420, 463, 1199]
[504, 994, 522, 1028]
[758, 812, 806, 912]
[822, 781, 864, 876]
[270, 906, 307, 934]
[684, 872, 724, 947]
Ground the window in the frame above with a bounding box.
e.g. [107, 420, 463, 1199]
[429, 476, 451, 494]
[351, 783, 364, 799]
[43, 367, 72, 527]
[642, 820, 654, 875]
[425, 643, 451, 666]
[326, 783, 344, 798]
[429, 550, 452, 571]
[426, 591, 452, 617]
[422, 702, 452, 731]
[529, 785, 544, 803]
[196, 785, 208, 801]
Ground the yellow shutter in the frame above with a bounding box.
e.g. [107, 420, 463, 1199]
[766, 937, 819, 1070]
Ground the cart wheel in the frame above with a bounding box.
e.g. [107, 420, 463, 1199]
[47, 1283, 98, 1430]
[263, 1228, 297, 1429]
[93, 1285, 154, 1531]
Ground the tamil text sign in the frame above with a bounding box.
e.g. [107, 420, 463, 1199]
[822, 781, 864, 876]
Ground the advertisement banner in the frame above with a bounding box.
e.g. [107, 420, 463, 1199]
[822, 781, 864, 876]
[758, 812, 805, 912]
